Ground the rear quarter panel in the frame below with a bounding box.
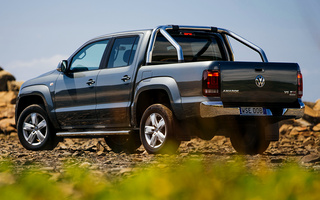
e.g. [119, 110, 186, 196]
[135, 61, 222, 119]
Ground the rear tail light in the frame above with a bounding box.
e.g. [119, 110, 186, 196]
[297, 71, 303, 98]
[202, 70, 220, 97]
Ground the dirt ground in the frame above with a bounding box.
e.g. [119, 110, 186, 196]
[1, 127, 320, 177]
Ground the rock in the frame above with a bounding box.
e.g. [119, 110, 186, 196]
[303, 105, 320, 124]
[313, 124, 320, 132]
[64, 139, 76, 146]
[7, 81, 23, 91]
[186, 142, 194, 147]
[0, 69, 15, 91]
[0, 118, 16, 134]
[301, 131, 312, 137]
[280, 138, 291, 145]
[295, 148, 308, 155]
[96, 140, 107, 152]
[313, 132, 320, 137]
[294, 118, 312, 127]
[302, 137, 314, 146]
[296, 127, 309, 132]
[301, 154, 320, 163]
[297, 135, 305, 142]
[0, 105, 15, 120]
[279, 124, 292, 135]
[62, 152, 72, 156]
[119, 168, 132, 175]
[217, 138, 226, 146]
[0, 91, 18, 105]
[58, 144, 68, 150]
[314, 99, 320, 111]
[81, 140, 97, 152]
[97, 151, 105, 156]
[80, 162, 91, 168]
[289, 128, 299, 136]
[313, 165, 320, 171]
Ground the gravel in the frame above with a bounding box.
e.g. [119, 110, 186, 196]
[1, 126, 320, 177]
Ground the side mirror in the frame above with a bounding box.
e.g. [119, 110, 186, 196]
[57, 60, 68, 73]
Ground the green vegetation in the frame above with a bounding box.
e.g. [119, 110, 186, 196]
[0, 158, 319, 200]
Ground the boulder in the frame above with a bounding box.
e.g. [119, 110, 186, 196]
[0, 68, 16, 91]
[301, 153, 320, 163]
[313, 124, 320, 132]
[302, 137, 314, 146]
[314, 99, 320, 111]
[294, 118, 312, 127]
[0, 91, 18, 105]
[0, 104, 15, 120]
[279, 124, 292, 135]
[0, 118, 16, 134]
[7, 80, 23, 91]
[303, 105, 320, 124]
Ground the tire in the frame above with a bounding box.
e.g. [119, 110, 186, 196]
[104, 132, 141, 153]
[230, 122, 270, 155]
[140, 104, 181, 154]
[17, 104, 59, 150]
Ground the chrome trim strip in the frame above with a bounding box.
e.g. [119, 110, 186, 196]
[56, 130, 130, 137]
[200, 101, 304, 118]
[146, 25, 268, 64]
[200, 101, 240, 117]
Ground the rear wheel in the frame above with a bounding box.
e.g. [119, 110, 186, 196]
[104, 132, 141, 153]
[140, 104, 181, 154]
[230, 122, 270, 155]
[17, 104, 59, 150]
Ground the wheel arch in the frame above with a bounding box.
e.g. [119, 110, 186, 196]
[15, 85, 59, 129]
[132, 77, 183, 127]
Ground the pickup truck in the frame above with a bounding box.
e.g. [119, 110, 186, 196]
[15, 25, 304, 154]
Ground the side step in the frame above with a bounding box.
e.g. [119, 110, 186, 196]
[56, 130, 130, 137]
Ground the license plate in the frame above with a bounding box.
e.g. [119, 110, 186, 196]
[240, 107, 266, 116]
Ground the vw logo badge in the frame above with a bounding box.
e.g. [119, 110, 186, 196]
[255, 75, 265, 88]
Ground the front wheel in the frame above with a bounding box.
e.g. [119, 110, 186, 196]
[17, 104, 59, 150]
[140, 104, 181, 154]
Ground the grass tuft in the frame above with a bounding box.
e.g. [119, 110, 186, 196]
[0, 158, 319, 199]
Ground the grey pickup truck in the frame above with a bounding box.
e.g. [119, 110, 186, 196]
[15, 25, 304, 154]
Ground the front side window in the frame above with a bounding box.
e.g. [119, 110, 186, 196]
[70, 40, 109, 72]
[107, 36, 139, 68]
[152, 33, 226, 63]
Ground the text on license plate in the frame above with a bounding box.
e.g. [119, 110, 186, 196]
[240, 107, 266, 115]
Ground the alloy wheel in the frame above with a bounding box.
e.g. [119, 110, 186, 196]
[22, 112, 48, 146]
[144, 113, 167, 149]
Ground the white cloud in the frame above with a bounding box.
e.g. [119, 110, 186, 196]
[6, 55, 67, 81]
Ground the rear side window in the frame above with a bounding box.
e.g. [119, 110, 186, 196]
[107, 36, 139, 68]
[152, 33, 225, 63]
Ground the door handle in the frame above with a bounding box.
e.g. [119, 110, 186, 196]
[86, 79, 96, 86]
[121, 75, 131, 82]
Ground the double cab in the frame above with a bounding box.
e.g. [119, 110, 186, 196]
[16, 25, 304, 154]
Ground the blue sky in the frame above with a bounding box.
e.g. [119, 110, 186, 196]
[0, 0, 319, 101]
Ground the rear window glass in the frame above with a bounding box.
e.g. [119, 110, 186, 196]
[108, 36, 139, 68]
[152, 33, 226, 64]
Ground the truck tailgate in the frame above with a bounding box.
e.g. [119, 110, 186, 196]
[220, 62, 300, 108]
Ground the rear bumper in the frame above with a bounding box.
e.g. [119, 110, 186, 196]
[200, 100, 305, 119]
